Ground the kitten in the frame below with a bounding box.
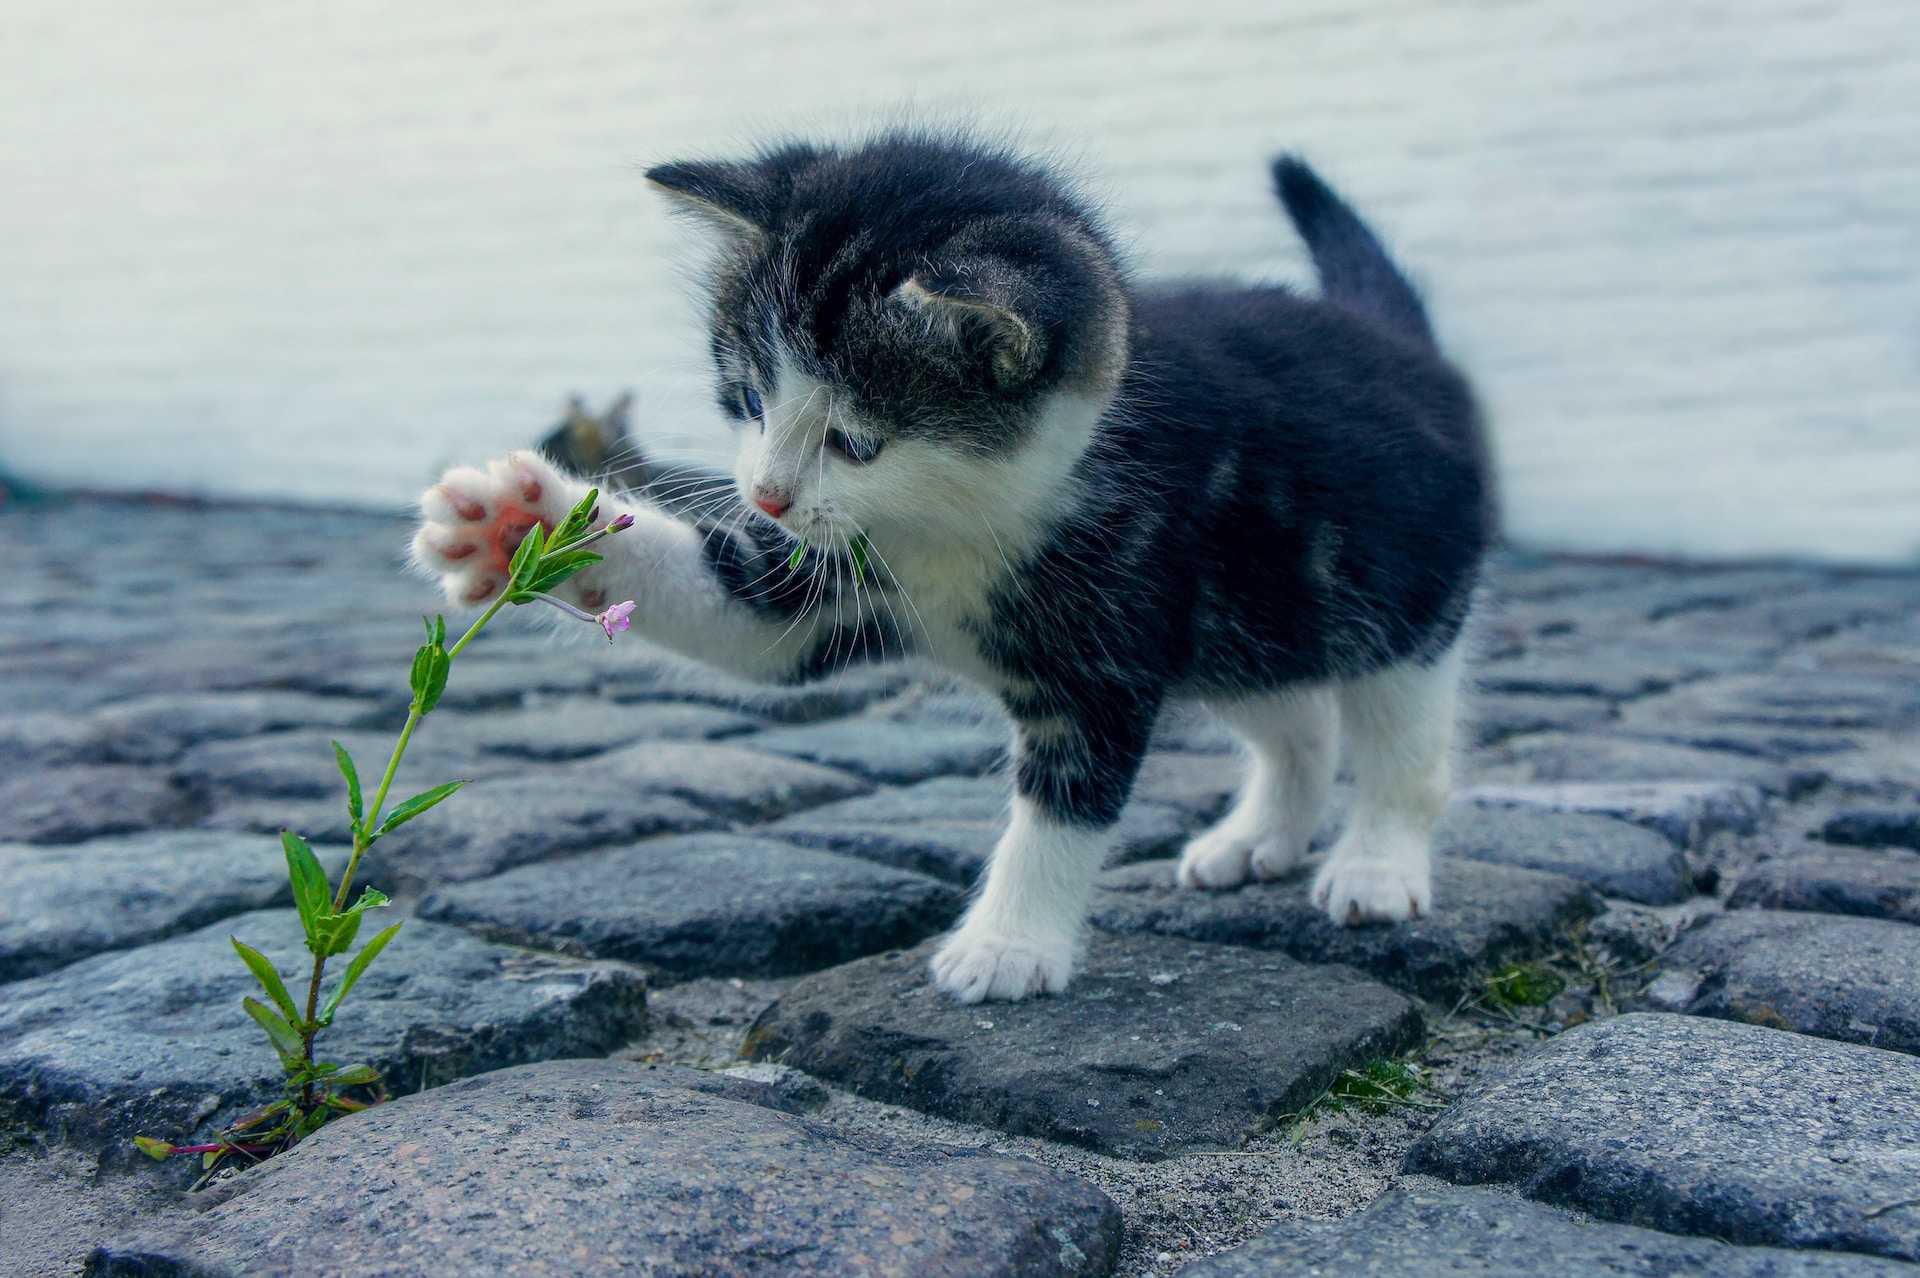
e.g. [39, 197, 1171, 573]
[414, 130, 1493, 1004]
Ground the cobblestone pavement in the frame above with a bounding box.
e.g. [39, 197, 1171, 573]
[2, 498, 1917, 1276]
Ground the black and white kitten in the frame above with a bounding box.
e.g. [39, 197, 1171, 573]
[414, 130, 1493, 1004]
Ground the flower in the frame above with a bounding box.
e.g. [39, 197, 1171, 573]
[597, 600, 637, 641]
[609, 513, 636, 532]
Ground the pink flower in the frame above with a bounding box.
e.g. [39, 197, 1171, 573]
[597, 600, 636, 641]
[609, 513, 636, 532]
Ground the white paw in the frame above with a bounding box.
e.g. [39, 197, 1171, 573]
[412, 453, 587, 606]
[930, 927, 1074, 1003]
[1176, 821, 1303, 889]
[1312, 849, 1432, 926]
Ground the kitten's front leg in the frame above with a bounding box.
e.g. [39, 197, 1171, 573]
[931, 704, 1157, 1003]
[412, 452, 868, 683]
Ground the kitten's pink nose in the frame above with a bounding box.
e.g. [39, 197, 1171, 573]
[752, 486, 791, 518]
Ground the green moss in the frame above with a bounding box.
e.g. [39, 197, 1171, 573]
[1482, 961, 1566, 1010]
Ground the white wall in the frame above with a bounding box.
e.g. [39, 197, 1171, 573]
[1, 0, 1916, 563]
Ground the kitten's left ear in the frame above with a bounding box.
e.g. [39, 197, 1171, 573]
[645, 143, 821, 244]
[892, 261, 1046, 389]
[645, 161, 769, 243]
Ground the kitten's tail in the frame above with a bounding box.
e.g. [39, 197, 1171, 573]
[1272, 155, 1436, 350]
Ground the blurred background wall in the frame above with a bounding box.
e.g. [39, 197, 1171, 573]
[0, 0, 1914, 562]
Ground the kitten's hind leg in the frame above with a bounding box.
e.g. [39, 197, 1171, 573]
[1314, 644, 1464, 925]
[1177, 688, 1338, 889]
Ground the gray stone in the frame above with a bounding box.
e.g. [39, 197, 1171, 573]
[1440, 803, 1693, 904]
[89, 691, 380, 764]
[2, 765, 194, 844]
[1630, 671, 1920, 734]
[602, 656, 914, 723]
[0, 711, 109, 768]
[1480, 734, 1823, 799]
[0, 831, 347, 983]
[748, 717, 1008, 784]
[1092, 856, 1599, 1000]
[1469, 691, 1617, 747]
[434, 696, 761, 762]
[1405, 1013, 1920, 1262]
[360, 774, 721, 890]
[418, 833, 963, 981]
[588, 739, 871, 821]
[0, 909, 647, 1156]
[1176, 1184, 1916, 1277]
[1466, 779, 1770, 848]
[1823, 808, 1920, 853]
[172, 727, 506, 801]
[769, 775, 1201, 883]
[84, 1059, 1120, 1278]
[1131, 751, 1240, 821]
[1476, 647, 1696, 700]
[1650, 911, 1920, 1055]
[1728, 847, 1920, 925]
[746, 933, 1422, 1160]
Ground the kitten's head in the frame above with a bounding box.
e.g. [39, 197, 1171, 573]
[647, 130, 1128, 551]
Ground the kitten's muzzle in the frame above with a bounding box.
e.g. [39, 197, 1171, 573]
[751, 485, 792, 518]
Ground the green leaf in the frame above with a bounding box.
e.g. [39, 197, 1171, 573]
[231, 937, 301, 1027]
[320, 921, 402, 1024]
[373, 781, 464, 837]
[786, 541, 807, 572]
[281, 831, 331, 954]
[549, 487, 600, 550]
[244, 996, 307, 1070]
[507, 521, 546, 589]
[312, 908, 362, 958]
[849, 533, 871, 584]
[525, 549, 604, 595]
[409, 642, 451, 715]
[134, 1136, 175, 1161]
[321, 1062, 381, 1088]
[332, 740, 363, 833]
[432, 613, 447, 647]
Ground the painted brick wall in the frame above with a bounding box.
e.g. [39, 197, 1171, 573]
[1, 0, 1915, 562]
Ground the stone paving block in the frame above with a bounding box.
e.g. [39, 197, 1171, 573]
[3, 764, 195, 844]
[1476, 648, 1692, 700]
[418, 833, 964, 981]
[588, 740, 872, 821]
[1405, 1014, 1920, 1262]
[84, 1059, 1120, 1278]
[0, 909, 648, 1156]
[745, 934, 1422, 1160]
[602, 657, 915, 723]
[1480, 734, 1822, 798]
[1729, 847, 1920, 925]
[1468, 691, 1617, 747]
[748, 716, 1009, 784]
[1466, 779, 1770, 848]
[768, 774, 1200, 883]
[433, 696, 761, 762]
[0, 711, 110, 768]
[1175, 1184, 1917, 1277]
[360, 774, 722, 890]
[0, 832, 346, 983]
[1092, 856, 1600, 1000]
[1130, 752, 1240, 821]
[1439, 802, 1693, 904]
[172, 727, 506, 801]
[88, 691, 382, 764]
[1629, 671, 1920, 734]
[1647, 910, 1920, 1055]
[1823, 808, 1920, 853]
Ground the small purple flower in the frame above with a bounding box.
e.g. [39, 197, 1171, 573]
[597, 600, 637, 641]
[609, 513, 636, 532]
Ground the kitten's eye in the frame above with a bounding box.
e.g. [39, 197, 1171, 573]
[825, 427, 883, 465]
[740, 387, 764, 423]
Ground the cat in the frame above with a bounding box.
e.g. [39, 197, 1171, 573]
[414, 129, 1494, 1004]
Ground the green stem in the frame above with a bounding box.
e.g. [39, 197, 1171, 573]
[297, 589, 511, 1106]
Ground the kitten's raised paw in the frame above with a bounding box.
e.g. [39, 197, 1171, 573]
[412, 453, 582, 605]
[1311, 852, 1431, 926]
[930, 927, 1073, 1003]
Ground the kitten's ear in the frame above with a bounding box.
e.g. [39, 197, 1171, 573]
[645, 145, 819, 244]
[893, 262, 1045, 388]
[645, 161, 769, 242]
